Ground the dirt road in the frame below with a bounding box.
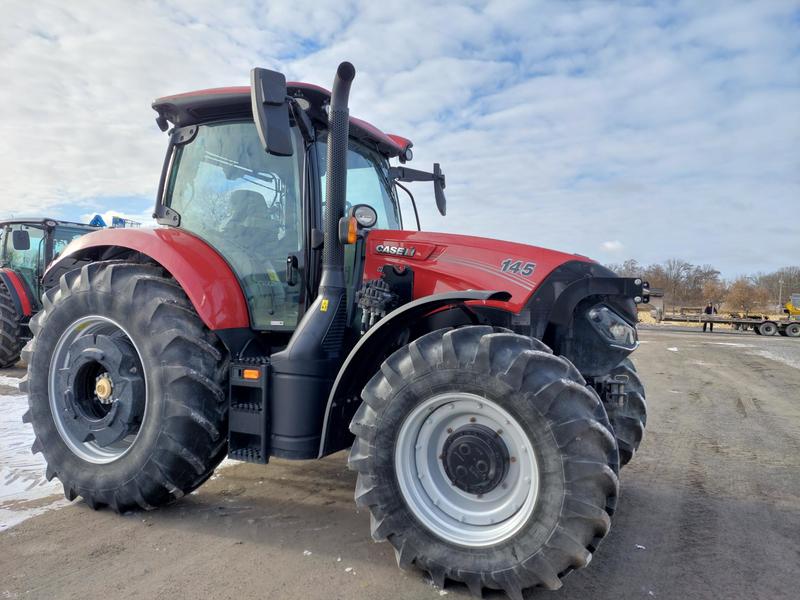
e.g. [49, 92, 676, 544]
[2, 329, 799, 599]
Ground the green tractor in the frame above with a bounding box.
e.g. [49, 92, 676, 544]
[0, 219, 99, 366]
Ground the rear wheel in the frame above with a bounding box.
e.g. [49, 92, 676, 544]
[786, 323, 800, 338]
[602, 358, 647, 466]
[22, 261, 228, 511]
[0, 279, 24, 367]
[758, 321, 778, 336]
[349, 326, 619, 598]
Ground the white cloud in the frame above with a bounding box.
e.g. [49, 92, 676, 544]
[602, 240, 624, 252]
[0, 0, 798, 276]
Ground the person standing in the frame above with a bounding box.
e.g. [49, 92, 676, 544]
[702, 302, 717, 332]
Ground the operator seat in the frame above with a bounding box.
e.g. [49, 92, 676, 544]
[228, 189, 271, 250]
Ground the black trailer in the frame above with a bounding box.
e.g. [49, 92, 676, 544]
[660, 312, 800, 337]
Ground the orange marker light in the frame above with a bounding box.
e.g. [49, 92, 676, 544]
[347, 216, 358, 244]
[242, 368, 260, 380]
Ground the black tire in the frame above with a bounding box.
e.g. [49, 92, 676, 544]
[21, 261, 228, 512]
[786, 323, 800, 338]
[348, 326, 619, 598]
[758, 321, 778, 336]
[603, 358, 647, 467]
[0, 278, 24, 368]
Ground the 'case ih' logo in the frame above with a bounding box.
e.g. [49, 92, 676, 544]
[376, 244, 416, 257]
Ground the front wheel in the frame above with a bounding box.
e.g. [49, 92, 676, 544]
[602, 358, 647, 466]
[348, 326, 619, 598]
[0, 278, 24, 367]
[22, 261, 228, 512]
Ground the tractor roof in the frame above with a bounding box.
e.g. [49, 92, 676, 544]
[0, 218, 98, 229]
[152, 83, 412, 159]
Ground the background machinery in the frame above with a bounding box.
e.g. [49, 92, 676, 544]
[0, 218, 99, 366]
[22, 63, 649, 598]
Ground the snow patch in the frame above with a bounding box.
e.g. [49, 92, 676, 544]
[749, 349, 800, 371]
[1, 379, 66, 531]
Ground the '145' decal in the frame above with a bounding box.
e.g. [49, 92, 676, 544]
[500, 259, 535, 276]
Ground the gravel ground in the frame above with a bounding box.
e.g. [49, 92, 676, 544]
[1, 328, 799, 600]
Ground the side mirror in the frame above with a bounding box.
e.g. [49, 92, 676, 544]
[12, 230, 30, 251]
[433, 163, 446, 216]
[250, 67, 294, 157]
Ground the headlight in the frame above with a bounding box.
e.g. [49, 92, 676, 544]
[586, 305, 638, 349]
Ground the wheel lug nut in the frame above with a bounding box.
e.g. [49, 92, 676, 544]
[510, 456, 517, 463]
[469, 417, 476, 423]
[446, 427, 453, 434]
[496, 429, 503, 436]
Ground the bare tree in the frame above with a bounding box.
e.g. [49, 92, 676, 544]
[725, 277, 770, 314]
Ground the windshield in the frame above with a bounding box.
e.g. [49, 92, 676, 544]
[2, 223, 45, 292]
[317, 139, 402, 229]
[166, 120, 304, 330]
[53, 226, 94, 259]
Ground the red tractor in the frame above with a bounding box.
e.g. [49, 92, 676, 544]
[0, 218, 100, 367]
[22, 63, 648, 598]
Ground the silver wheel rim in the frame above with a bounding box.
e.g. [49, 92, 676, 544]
[48, 315, 147, 464]
[394, 392, 539, 547]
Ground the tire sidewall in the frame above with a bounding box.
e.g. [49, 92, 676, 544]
[0, 284, 24, 366]
[28, 288, 169, 492]
[372, 365, 565, 570]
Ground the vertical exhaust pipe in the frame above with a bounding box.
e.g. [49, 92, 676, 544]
[320, 61, 355, 288]
[270, 64, 356, 459]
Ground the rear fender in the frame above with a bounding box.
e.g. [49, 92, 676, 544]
[318, 289, 511, 458]
[43, 228, 249, 330]
[0, 268, 36, 317]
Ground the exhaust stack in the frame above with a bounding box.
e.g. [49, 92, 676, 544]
[321, 61, 356, 288]
[269, 62, 357, 459]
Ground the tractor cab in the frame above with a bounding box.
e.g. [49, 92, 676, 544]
[151, 81, 423, 336]
[0, 219, 98, 301]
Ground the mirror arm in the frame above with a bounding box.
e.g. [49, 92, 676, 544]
[389, 163, 447, 217]
[395, 181, 421, 231]
[289, 98, 315, 143]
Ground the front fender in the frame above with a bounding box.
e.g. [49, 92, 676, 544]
[44, 228, 249, 331]
[318, 289, 511, 457]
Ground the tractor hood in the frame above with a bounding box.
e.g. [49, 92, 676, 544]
[362, 229, 596, 314]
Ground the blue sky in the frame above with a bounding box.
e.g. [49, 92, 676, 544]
[0, 0, 798, 277]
